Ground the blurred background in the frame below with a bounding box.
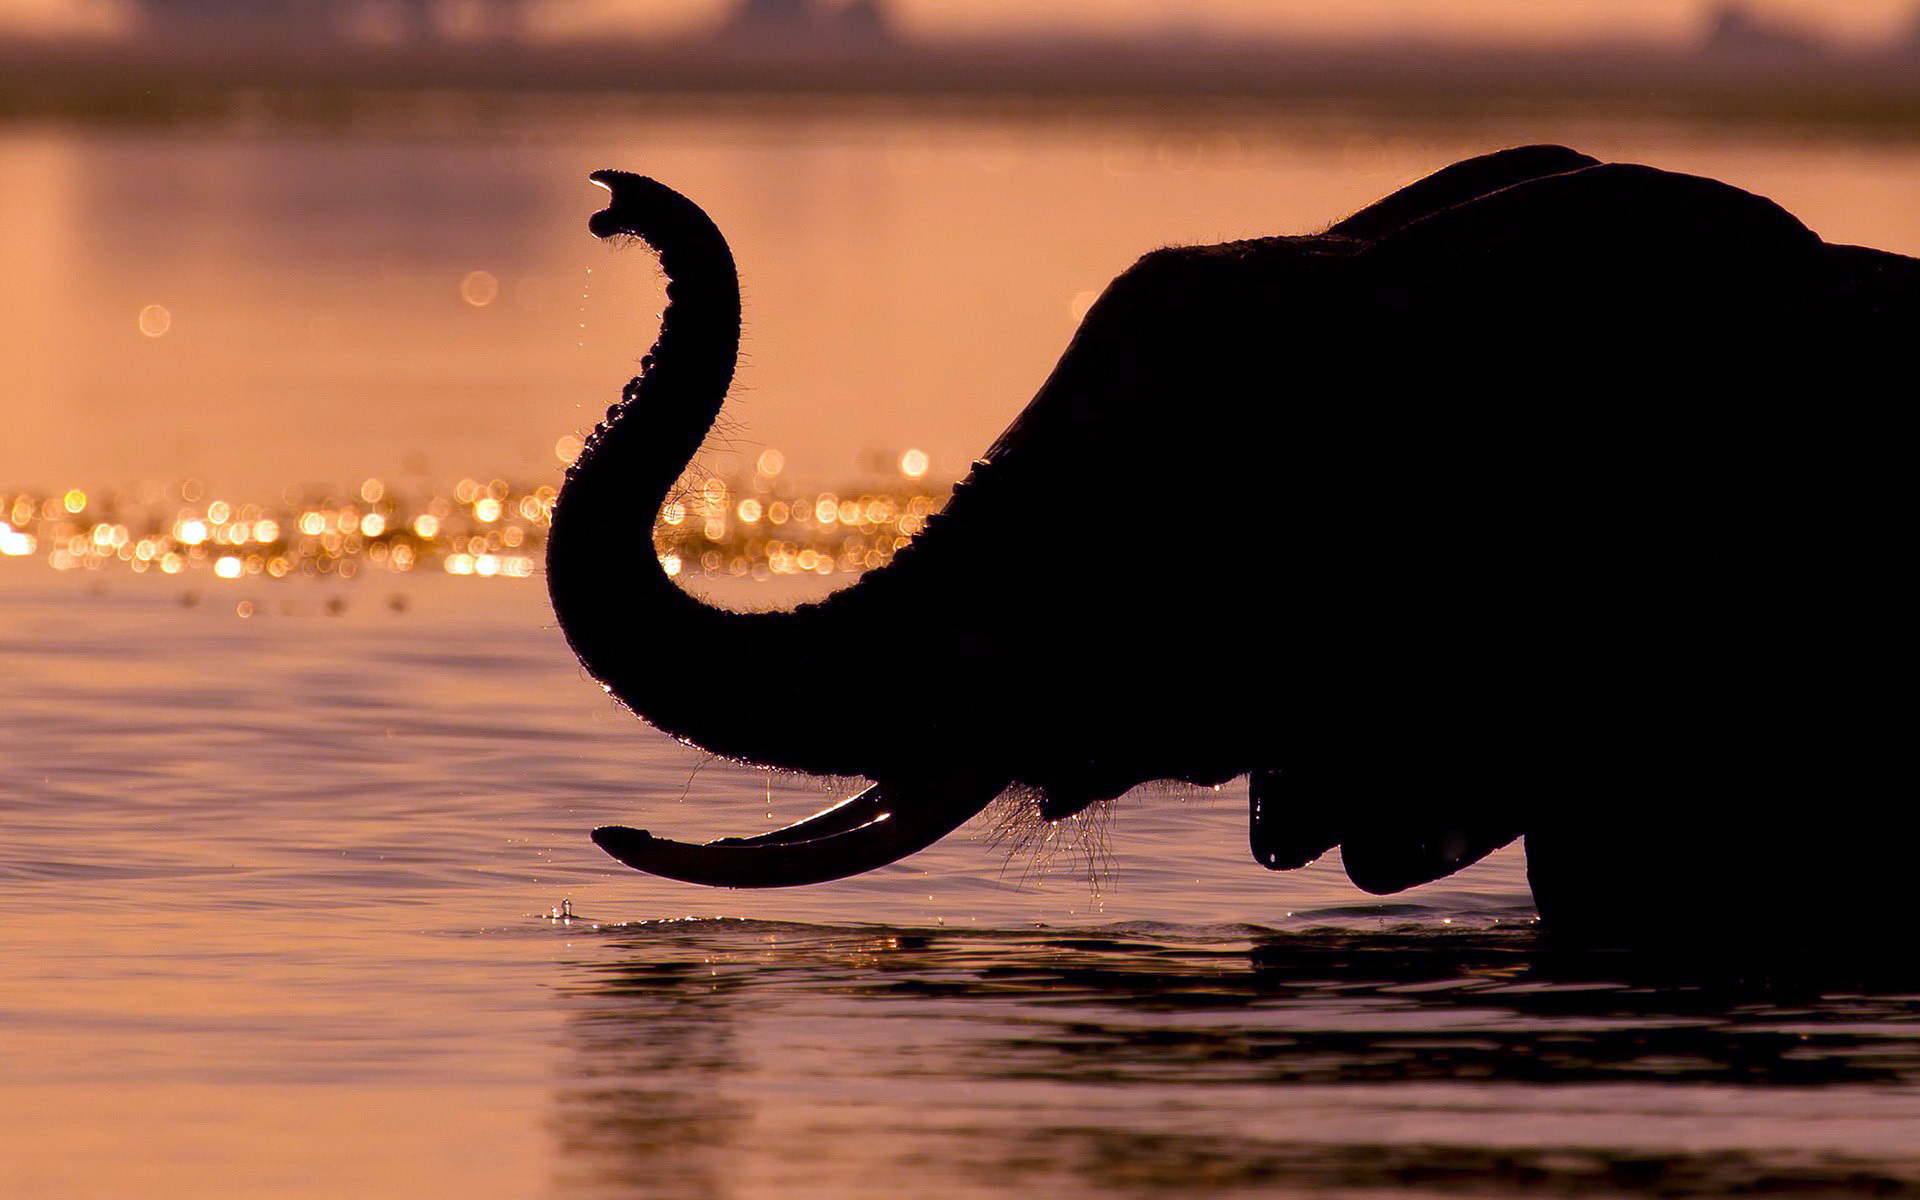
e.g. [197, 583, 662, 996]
[9, 0, 1920, 50]
[6, 0, 1920, 500]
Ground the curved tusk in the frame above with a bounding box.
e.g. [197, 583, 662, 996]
[591, 771, 1010, 888]
[722, 787, 899, 847]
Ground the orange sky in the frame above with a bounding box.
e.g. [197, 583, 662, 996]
[4, 0, 1916, 45]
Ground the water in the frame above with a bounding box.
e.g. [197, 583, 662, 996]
[8, 103, 1920, 494]
[4, 105, 1920, 1197]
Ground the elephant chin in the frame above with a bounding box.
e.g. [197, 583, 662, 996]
[590, 769, 1011, 887]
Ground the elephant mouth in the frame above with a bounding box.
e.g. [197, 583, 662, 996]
[591, 769, 1010, 888]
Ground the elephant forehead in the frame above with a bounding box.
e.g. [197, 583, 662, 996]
[1120, 235, 1365, 304]
[1362, 162, 1822, 284]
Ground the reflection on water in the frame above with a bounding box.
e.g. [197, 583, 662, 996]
[553, 920, 1920, 1198]
[0, 458, 954, 585]
[2, 565, 1916, 1196]
[556, 945, 753, 1200]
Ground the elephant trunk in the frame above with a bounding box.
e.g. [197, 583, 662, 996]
[549, 171, 1011, 886]
[546, 171, 850, 776]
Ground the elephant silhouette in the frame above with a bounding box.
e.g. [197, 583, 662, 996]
[547, 145, 1915, 950]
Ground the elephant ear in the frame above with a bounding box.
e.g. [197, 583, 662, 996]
[1280, 164, 1826, 900]
[1326, 144, 1600, 241]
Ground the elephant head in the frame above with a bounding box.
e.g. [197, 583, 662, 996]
[548, 147, 1915, 927]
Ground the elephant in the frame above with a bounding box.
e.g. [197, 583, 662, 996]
[546, 145, 1915, 950]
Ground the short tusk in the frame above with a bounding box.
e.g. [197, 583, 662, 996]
[592, 771, 1009, 888]
[1248, 768, 1342, 871]
[1341, 826, 1522, 894]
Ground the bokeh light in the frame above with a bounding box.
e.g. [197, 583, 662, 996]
[137, 304, 172, 338]
[460, 270, 500, 307]
[0, 454, 952, 586]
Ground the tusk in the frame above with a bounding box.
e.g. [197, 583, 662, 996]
[1248, 767, 1342, 871]
[721, 787, 897, 847]
[592, 771, 1009, 888]
[1342, 826, 1521, 894]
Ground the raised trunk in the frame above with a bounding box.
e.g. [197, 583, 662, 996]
[546, 171, 860, 777]
[550, 174, 1011, 887]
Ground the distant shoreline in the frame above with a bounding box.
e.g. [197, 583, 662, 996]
[7, 34, 1920, 134]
